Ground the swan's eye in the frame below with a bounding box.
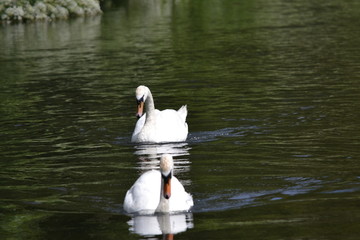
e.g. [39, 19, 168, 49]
[136, 95, 145, 105]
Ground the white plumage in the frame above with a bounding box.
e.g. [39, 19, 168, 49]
[131, 85, 188, 143]
[123, 154, 193, 214]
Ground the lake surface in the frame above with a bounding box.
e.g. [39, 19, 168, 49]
[1, 0, 360, 239]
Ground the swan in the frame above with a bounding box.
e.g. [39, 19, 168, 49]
[131, 85, 188, 143]
[123, 154, 193, 214]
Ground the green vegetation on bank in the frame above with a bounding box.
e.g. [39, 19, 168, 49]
[0, 0, 102, 23]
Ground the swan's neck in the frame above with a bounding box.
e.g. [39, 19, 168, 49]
[145, 90, 156, 120]
[156, 179, 170, 212]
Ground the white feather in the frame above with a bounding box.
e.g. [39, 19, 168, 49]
[131, 86, 188, 143]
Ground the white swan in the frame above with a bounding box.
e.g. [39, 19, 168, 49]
[131, 85, 188, 143]
[123, 154, 194, 214]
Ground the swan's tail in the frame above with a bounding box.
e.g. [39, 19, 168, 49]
[177, 105, 188, 122]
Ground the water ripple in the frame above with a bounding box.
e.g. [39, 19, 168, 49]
[194, 177, 324, 213]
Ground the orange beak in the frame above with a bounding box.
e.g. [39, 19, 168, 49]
[165, 234, 174, 240]
[163, 177, 171, 199]
[136, 101, 144, 118]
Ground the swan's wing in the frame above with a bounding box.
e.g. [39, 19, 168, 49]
[155, 109, 188, 141]
[169, 176, 194, 212]
[124, 170, 161, 213]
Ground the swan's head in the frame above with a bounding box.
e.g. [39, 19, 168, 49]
[135, 85, 149, 118]
[160, 154, 174, 200]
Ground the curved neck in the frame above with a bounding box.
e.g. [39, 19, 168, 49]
[145, 89, 156, 118]
[156, 177, 170, 212]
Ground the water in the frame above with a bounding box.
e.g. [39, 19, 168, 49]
[1, 0, 360, 239]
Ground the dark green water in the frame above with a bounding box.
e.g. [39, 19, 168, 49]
[1, 0, 360, 239]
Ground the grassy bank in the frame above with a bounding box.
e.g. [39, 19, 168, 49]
[0, 0, 102, 23]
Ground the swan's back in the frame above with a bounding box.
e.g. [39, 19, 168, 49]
[153, 109, 188, 142]
[132, 108, 188, 143]
[177, 105, 187, 123]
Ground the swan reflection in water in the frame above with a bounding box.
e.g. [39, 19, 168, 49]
[133, 142, 191, 173]
[127, 212, 194, 238]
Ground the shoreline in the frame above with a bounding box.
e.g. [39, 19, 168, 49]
[0, 0, 102, 23]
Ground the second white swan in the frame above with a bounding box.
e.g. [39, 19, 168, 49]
[131, 85, 188, 143]
[123, 154, 194, 214]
